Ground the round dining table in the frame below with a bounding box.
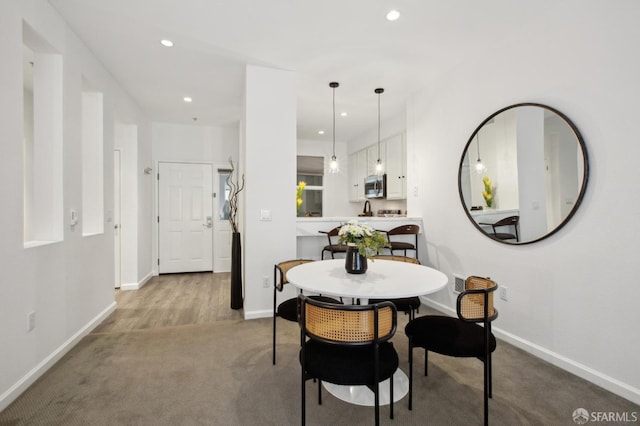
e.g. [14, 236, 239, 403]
[287, 258, 448, 406]
[287, 258, 448, 304]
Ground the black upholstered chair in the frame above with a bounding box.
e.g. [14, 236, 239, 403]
[368, 255, 422, 320]
[272, 260, 341, 365]
[299, 295, 398, 426]
[318, 227, 348, 259]
[380, 224, 419, 258]
[404, 276, 498, 426]
[479, 215, 519, 242]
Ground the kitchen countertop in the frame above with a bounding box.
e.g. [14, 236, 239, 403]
[296, 216, 423, 236]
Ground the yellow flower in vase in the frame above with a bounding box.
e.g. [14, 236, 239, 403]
[482, 176, 495, 208]
[296, 181, 306, 213]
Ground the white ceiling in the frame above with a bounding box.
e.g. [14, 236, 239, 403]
[48, 0, 561, 142]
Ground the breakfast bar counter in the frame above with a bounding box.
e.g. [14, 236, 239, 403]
[296, 217, 423, 260]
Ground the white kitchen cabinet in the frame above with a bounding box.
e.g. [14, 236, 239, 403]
[366, 141, 386, 176]
[385, 133, 406, 199]
[348, 150, 367, 202]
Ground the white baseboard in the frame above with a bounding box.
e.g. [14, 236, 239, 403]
[120, 272, 154, 291]
[244, 309, 272, 320]
[0, 302, 117, 412]
[421, 297, 640, 406]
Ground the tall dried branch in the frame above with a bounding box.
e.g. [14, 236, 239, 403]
[226, 157, 245, 233]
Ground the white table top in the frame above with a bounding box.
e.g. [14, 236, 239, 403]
[287, 259, 448, 300]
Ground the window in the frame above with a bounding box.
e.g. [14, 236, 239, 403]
[297, 156, 324, 217]
[218, 169, 231, 220]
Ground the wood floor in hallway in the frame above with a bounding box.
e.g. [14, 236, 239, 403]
[93, 272, 244, 333]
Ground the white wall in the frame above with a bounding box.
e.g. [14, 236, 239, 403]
[153, 123, 239, 163]
[407, 0, 640, 404]
[0, 0, 151, 410]
[243, 65, 297, 318]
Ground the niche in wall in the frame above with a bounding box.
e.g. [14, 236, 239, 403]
[81, 77, 104, 235]
[23, 22, 63, 246]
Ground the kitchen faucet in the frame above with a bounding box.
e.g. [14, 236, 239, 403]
[362, 200, 372, 216]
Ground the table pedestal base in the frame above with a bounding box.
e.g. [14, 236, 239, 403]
[322, 370, 409, 406]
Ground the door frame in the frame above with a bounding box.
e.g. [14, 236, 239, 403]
[113, 149, 122, 288]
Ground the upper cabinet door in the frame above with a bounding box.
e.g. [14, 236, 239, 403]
[348, 150, 368, 202]
[366, 142, 386, 176]
[385, 133, 406, 199]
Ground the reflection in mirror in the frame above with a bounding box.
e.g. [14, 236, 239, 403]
[459, 103, 589, 244]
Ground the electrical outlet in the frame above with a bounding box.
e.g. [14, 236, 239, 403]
[262, 275, 270, 288]
[27, 311, 36, 332]
[499, 286, 508, 301]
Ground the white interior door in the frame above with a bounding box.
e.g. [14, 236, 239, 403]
[213, 167, 232, 272]
[158, 162, 213, 273]
[113, 149, 121, 288]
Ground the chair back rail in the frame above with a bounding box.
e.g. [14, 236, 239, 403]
[300, 296, 397, 344]
[457, 276, 498, 322]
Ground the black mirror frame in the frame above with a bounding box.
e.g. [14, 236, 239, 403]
[458, 103, 590, 245]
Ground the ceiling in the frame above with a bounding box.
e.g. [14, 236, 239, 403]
[48, 0, 560, 143]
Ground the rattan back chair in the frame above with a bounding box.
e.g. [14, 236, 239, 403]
[318, 227, 348, 259]
[272, 260, 341, 365]
[299, 295, 399, 426]
[404, 276, 498, 426]
[369, 255, 422, 320]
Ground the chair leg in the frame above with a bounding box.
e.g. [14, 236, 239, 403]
[484, 359, 489, 426]
[301, 367, 306, 426]
[390, 373, 394, 419]
[374, 382, 380, 426]
[424, 350, 429, 376]
[318, 379, 322, 405]
[408, 340, 413, 410]
[272, 314, 276, 365]
[488, 353, 493, 398]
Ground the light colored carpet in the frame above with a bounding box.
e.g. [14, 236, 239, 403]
[1, 313, 638, 425]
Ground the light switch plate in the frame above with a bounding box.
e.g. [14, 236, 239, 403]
[260, 209, 272, 221]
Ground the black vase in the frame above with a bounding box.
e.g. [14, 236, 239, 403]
[230, 232, 243, 309]
[345, 245, 367, 274]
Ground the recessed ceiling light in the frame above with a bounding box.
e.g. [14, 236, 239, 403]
[160, 39, 174, 47]
[183, 96, 192, 103]
[386, 10, 400, 21]
[340, 112, 348, 117]
[318, 130, 325, 135]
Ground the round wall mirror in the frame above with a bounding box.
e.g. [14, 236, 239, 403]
[458, 103, 589, 244]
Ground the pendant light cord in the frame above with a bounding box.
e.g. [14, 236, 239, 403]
[377, 92, 381, 160]
[332, 85, 336, 157]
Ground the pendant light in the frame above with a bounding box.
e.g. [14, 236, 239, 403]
[375, 88, 384, 176]
[328, 82, 340, 174]
[475, 133, 486, 174]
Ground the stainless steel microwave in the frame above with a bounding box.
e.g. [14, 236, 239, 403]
[364, 174, 386, 199]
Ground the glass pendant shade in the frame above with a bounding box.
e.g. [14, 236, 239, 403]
[376, 159, 383, 174]
[329, 155, 339, 173]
